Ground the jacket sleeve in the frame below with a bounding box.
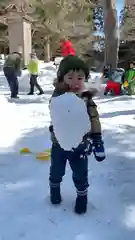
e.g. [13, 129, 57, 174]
[80, 91, 101, 135]
[87, 98, 101, 135]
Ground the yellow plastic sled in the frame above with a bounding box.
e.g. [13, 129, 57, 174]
[36, 152, 50, 161]
[20, 148, 51, 161]
[20, 147, 32, 154]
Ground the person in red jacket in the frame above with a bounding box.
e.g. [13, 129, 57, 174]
[60, 38, 75, 57]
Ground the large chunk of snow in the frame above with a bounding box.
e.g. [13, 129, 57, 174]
[50, 92, 91, 150]
[0, 95, 20, 148]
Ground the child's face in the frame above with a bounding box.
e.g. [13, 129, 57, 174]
[63, 70, 85, 93]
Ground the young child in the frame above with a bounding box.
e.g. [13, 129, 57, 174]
[49, 55, 105, 214]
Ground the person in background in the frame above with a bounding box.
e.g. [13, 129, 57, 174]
[3, 52, 22, 98]
[103, 64, 112, 78]
[27, 53, 44, 95]
[60, 38, 75, 57]
[122, 60, 135, 95]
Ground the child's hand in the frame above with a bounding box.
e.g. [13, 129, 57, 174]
[91, 133, 105, 162]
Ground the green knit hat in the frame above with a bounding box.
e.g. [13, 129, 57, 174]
[57, 55, 89, 82]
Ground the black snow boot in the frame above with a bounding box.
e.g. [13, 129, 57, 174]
[37, 91, 44, 95]
[74, 195, 88, 214]
[11, 95, 19, 99]
[50, 185, 62, 205]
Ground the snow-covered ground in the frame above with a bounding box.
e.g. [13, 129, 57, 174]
[0, 62, 135, 240]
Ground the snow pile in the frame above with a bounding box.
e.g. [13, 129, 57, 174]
[38, 64, 56, 91]
[50, 92, 91, 150]
[18, 69, 30, 93]
[54, 57, 63, 69]
[0, 95, 20, 149]
[87, 72, 103, 92]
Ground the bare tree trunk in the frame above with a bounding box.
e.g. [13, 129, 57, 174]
[46, 36, 51, 61]
[103, 0, 119, 71]
[44, 36, 51, 62]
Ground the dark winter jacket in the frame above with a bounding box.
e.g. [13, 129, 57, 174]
[4, 53, 22, 76]
[49, 81, 101, 144]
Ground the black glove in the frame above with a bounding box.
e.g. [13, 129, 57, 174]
[91, 133, 105, 162]
[49, 125, 53, 133]
[72, 133, 92, 159]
